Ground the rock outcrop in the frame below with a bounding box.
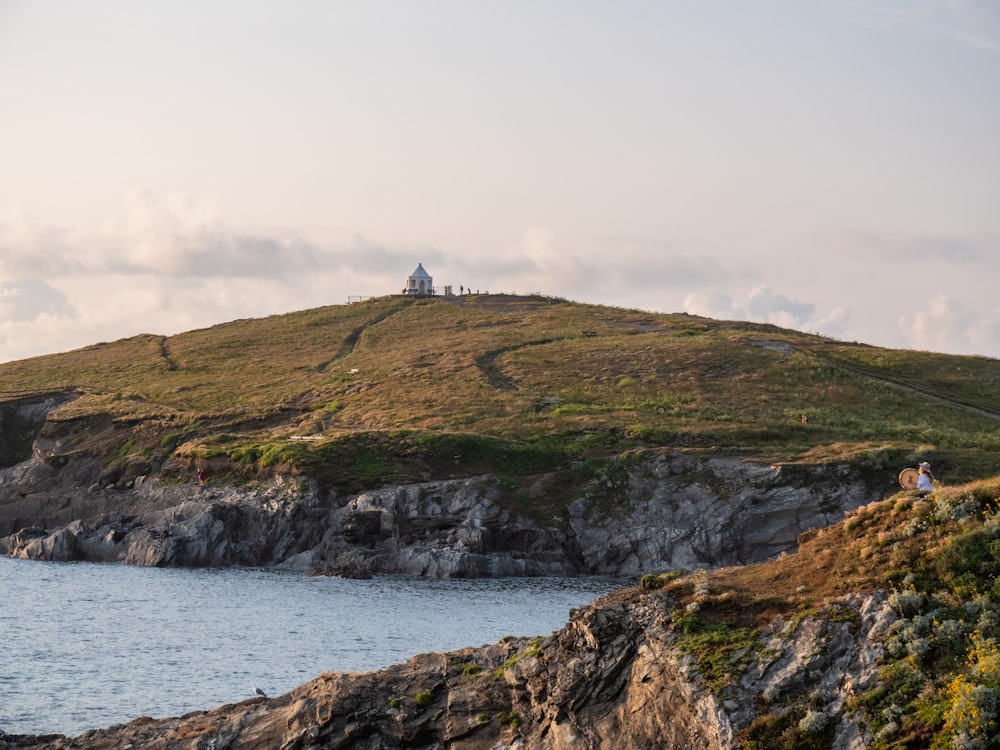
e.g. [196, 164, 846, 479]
[0, 586, 894, 749]
[1, 451, 886, 577]
[0, 392, 893, 577]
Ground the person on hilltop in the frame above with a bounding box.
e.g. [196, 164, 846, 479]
[916, 461, 935, 491]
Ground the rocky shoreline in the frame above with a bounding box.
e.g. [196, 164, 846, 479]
[0, 395, 896, 748]
[2, 451, 887, 579]
[0, 585, 893, 749]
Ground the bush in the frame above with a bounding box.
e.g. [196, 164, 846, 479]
[888, 587, 927, 617]
[640, 573, 665, 590]
[798, 709, 829, 734]
[495, 711, 520, 727]
[414, 689, 434, 709]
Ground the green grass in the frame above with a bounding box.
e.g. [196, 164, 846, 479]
[670, 611, 759, 694]
[1, 294, 998, 485]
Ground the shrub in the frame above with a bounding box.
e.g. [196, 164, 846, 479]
[942, 680, 999, 749]
[670, 613, 759, 693]
[798, 709, 829, 734]
[873, 719, 899, 744]
[903, 515, 929, 537]
[495, 711, 520, 727]
[640, 573, 664, 590]
[888, 587, 927, 617]
[414, 689, 434, 709]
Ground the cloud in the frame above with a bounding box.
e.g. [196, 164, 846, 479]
[681, 290, 737, 321]
[3, 192, 430, 283]
[813, 306, 852, 340]
[807, 228, 993, 265]
[679, 286, 849, 343]
[455, 230, 740, 306]
[1, 192, 999, 364]
[595, 235, 737, 291]
[745, 286, 816, 328]
[0, 211, 84, 277]
[433, 229, 593, 294]
[106, 190, 338, 278]
[0, 191, 435, 361]
[683, 286, 820, 330]
[0, 278, 74, 322]
[899, 295, 1000, 355]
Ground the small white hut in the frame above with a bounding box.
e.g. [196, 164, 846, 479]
[405, 263, 434, 295]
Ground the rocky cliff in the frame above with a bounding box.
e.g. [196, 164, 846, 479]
[1, 448, 886, 578]
[0, 584, 893, 749]
[0, 377, 902, 749]
[0, 390, 893, 577]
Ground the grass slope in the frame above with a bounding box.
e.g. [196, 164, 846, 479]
[0, 293, 998, 489]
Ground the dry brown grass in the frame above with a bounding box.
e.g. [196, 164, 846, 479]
[1, 294, 999, 476]
[655, 480, 1000, 633]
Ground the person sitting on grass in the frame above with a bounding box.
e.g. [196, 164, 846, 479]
[917, 461, 935, 491]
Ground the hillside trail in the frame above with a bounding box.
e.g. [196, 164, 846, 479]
[804, 343, 1000, 422]
[317, 298, 417, 373]
[468, 318, 1000, 422]
[304, 292, 1000, 422]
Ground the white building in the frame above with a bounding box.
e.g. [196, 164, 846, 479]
[405, 263, 434, 295]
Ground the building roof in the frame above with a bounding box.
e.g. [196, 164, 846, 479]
[409, 263, 431, 279]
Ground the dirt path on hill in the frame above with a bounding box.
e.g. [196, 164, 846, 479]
[806, 344, 1000, 421]
[317, 298, 416, 373]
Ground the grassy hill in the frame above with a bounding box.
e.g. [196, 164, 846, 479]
[1, 293, 998, 491]
[4, 295, 1000, 747]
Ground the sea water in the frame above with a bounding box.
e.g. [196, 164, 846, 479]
[0, 557, 621, 736]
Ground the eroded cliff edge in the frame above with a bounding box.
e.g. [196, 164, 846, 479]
[0, 391, 893, 577]
[1, 450, 887, 577]
[0, 585, 893, 749]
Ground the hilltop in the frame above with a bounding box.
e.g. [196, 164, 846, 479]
[1, 293, 998, 493]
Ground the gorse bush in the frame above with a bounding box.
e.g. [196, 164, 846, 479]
[940, 634, 1000, 747]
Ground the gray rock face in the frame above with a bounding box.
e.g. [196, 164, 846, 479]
[0, 476, 331, 568]
[1, 449, 886, 577]
[569, 453, 871, 576]
[1, 396, 889, 576]
[0, 393, 74, 469]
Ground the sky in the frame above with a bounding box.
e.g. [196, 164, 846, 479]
[1, 1, 998, 363]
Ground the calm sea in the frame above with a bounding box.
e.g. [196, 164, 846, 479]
[0, 557, 621, 737]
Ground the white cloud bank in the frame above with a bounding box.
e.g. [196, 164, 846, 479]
[1, 192, 998, 364]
